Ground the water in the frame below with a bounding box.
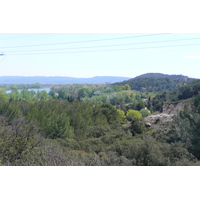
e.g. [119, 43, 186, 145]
[6, 88, 51, 94]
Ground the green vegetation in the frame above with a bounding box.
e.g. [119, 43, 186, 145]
[113, 73, 194, 93]
[1, 74, 200, 166]
[126, 110, 142, 119]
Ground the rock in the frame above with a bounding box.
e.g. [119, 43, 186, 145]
[144, 113, 174, 132]
[145, 122, 151, 127]
[162, 100, 193, 114]
[145, 113, 174, 123]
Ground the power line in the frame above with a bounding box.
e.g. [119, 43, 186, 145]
[0, 53, 6, 63]
[6, 43, 200, 56]
[0, 33, 171, 49]
[4, 37, 200, 53]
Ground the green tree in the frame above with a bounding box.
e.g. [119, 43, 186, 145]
[122, 84, 131, 90]
[126, 109, 142, 119]
[58, 90, 69, 99]
[116, 109, 125, 120]
[36, 90, 48, 100]
[100, 103, 118, 124]
[0, 116, 42, 165]
[21, 89, 32, 100]
[49, 90, 57, 99]
[140, 108, 151, 118]
[43, 114, 74, 139]
[78, 88, 90, 100]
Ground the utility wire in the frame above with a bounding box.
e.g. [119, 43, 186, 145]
[0, 33, 171, 49]
[6, 43, 200, 55]
[0, 53, 6, 63]
[4, 37, 200, 53]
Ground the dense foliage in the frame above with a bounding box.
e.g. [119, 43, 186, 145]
[148, 79, 200, 112]
[1, 76, 200, 166]
[113, 74, 194, 93]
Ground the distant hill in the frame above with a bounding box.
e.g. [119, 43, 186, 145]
[113, 73, 196, 93]
[0, 76, 131, 84]
[134, 73, 190, 80]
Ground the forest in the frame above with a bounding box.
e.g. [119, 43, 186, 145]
[1, 75, 200, 166]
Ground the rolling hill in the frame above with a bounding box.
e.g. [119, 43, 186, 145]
[113, 73, 196, 93]
[0, 76, 131, 84]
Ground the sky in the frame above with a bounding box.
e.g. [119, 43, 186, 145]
[0, 33, 200, 79]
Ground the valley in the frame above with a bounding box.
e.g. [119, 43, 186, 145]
[0, 72, 200, 166]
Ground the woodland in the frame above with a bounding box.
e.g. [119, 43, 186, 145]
[1, 74, 200, 166]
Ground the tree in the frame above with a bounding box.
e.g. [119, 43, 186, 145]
[36, 90, 48, 100]
[129, 118, 146, 135]
[78, 88, 90, 100]
[58, 90, 69, 99]
[0, 116, 42, 165]
[100, 103, 118, 124]
[43, 114, 74, 139]
[123, 84, 131, 90]
[116, 109, 125, 120]
[49, 90, 57, 99]
[21, 89, 31, 100]
[126, 109, 142, 119]
[140, 108, 151, 118]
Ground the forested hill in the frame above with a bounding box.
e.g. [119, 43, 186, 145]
[113, 73, 196, 93]
[134, 73, 190, 79]
[0, 76, 130, 84]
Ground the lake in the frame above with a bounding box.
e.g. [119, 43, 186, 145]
[6, 88, 51, 94]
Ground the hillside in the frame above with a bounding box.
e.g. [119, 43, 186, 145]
[113, 73, 196, 93]
[134, 73, 190, 80]
[0, 76, 131, 84]
[148, 79, 200, 112]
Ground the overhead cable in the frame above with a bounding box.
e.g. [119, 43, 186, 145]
[4, 37, 200, 53]
[0, 33, 171, 49]
[6, 43, 200, 56]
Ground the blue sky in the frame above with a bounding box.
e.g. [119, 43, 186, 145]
[0, 33, 200, 78]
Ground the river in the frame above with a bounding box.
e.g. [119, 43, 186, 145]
[6, 88, 51, 94]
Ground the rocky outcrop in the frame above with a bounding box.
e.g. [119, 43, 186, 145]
[162, 99, 193, 115]
[145, 113, 174, 124]
[144, 99, 193, 132]
[144, 113, 174, 131]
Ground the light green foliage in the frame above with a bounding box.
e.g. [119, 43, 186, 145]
[116, 109, 125, 120]
[126, 109, 142, 119]
[82, 89, 141, 105]
[140, 108, 151, 118]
